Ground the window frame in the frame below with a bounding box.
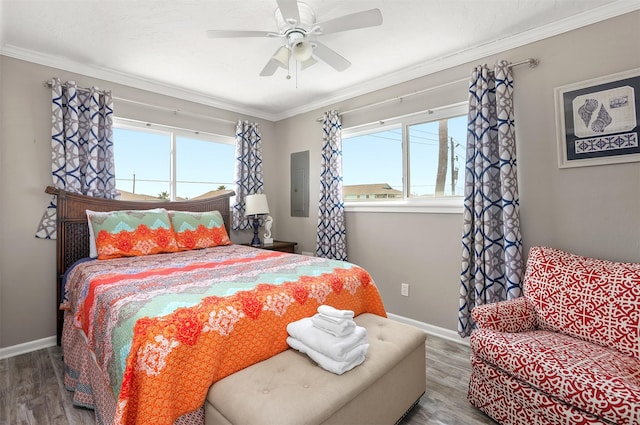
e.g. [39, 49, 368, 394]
[342, 102, 468, 214]
[113, 118, 236, 202]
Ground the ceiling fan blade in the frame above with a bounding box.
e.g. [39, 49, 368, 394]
[313, 41, 351, 72]
[316, 9, 383, 35]
[260, 59, 280, 77]
[301, 56, 317, 71]
[206, 30, 279, 38]
[276, 0, 300, 24]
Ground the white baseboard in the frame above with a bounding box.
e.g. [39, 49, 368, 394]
[386, 312, 469, 346]
[0, 336, 57, 360]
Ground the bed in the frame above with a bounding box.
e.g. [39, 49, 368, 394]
[47, 186, 389, 425]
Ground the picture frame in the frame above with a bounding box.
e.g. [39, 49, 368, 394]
[554, 68, 640, 168]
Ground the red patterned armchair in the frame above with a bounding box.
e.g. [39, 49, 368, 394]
[468, 246, 640, 425]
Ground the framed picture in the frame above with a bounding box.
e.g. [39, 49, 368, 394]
[555, 68, 640, 168]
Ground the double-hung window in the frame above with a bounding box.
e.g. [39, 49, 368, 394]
[342, 102, 467, 212]
[112, 120, 235, 201]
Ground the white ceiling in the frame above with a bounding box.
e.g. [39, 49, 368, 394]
[1, 0, 638, 121]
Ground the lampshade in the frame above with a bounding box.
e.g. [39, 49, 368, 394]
[291, 40, 313, 62]
[272, 46, 290, 68]
[245, 194, 270, 216]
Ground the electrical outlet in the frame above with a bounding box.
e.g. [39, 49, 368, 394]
[401, 283, 409, 297]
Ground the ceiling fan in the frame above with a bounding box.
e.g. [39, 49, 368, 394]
[206, 0, 383, 76]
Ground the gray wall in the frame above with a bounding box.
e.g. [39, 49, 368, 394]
[271, 11, 640, 333]
[1, 11, 639, 349]
[0, 56, 274, 348]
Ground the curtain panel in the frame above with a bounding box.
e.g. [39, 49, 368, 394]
[316, 110, 347, 260]
[458, 61, 524, 337]
[232, 120, 264, 231]
[35, 78, 118, 239]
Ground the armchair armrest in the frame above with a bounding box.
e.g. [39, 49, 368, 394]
[471, 297, 536, 333]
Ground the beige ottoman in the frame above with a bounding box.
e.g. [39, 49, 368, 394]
[205, 313, 427, 425]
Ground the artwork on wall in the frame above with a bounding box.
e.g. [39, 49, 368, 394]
[555, 68, 640, 168]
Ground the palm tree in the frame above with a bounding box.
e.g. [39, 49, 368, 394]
[157, 191, 169, 200]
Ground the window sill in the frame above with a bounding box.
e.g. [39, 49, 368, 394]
[344, 197, 464, 214]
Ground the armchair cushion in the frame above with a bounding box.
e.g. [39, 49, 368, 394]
[470, 329, 640, 425]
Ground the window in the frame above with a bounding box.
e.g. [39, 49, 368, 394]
[113, 120, 235, 201]
[342, 103, 467, 212]
[342, 126, 403, 202]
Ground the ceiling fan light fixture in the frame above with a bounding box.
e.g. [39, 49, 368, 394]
[272, 46, 290, 68]
[291, 39, 312, 61]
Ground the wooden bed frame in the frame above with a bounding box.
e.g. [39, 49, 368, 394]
[46, 185, 235, 345]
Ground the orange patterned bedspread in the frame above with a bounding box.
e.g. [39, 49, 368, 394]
[61, 244, 386, 425]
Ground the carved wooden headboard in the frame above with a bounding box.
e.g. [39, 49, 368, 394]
[46, 186, 235, 345]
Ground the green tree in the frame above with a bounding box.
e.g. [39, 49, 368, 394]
[158, 191, 169, 200]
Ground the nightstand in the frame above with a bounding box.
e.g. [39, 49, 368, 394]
[245, 240, 297, 253]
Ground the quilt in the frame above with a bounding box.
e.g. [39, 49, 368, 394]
[61, 244, 386, 425]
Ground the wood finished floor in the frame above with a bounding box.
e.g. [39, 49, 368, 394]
[1, 334, 497, 425]
[399, 335, 497, 425]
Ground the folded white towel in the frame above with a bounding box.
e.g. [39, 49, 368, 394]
[313, 313, 342, 324]
[311, 313, 356, 337]
[317, 305, 354, 319]
[287, 336, 367, 375]
[287, 317, 367, 361]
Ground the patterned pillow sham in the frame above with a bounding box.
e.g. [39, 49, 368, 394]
[168, 210, 231, 250]
[87, 209, 178, 259]
[86, 208, 166, 258]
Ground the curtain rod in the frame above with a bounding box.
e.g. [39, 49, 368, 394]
[113, 97, 237, 125]
[508, 58, 540, 68]
[316, 57, 539, 122]
[42, 80, 109, 95]
[42, 80, 237, 125]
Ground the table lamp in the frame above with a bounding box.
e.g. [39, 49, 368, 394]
[244, 194, 270, 247]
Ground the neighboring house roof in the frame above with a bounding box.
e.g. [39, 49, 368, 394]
[343, 184, 403, 197]
[116, 190, 164, 202]
[191, 189, 235, 200]
[117, 189, 235, 202]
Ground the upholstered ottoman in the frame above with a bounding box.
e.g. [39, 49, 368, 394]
[205, 313, 426, 425]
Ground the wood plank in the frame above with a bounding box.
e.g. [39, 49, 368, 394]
[399, 336, 497, 425]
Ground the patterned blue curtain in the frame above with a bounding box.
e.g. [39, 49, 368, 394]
[35, 78, 118, 239]
[458, 60, 524, 337]
[232, 120, 264, 230]
[316, 110, 347, 260]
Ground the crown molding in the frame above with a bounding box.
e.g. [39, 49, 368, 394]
[0, 44, 278, 121]
[2, 1, 638, 123]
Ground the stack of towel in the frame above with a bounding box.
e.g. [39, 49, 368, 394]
[286, 305, 368, 375]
